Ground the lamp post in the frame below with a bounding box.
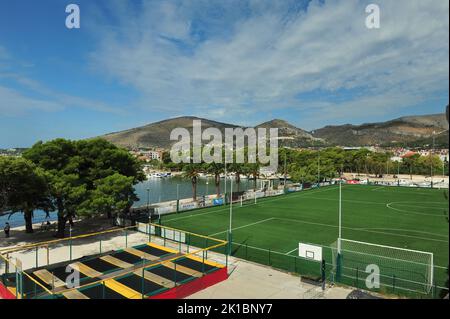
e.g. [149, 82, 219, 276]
[176, 184, 180, 213]
[336, 178, 343, 281]
[317, 150, 320, 185]
[224, 163, 228, 204]
[431, 131, 435, 188]
[443, 160, 446, 179]
[228, 178, 233, 255]
[284, 148, 287, 191]
[146, 188, 150, 222]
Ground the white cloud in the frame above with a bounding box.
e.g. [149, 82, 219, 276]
[0, 73, 125, 116]
[0, 85, 63, 115]
[89, 0, 449, 126]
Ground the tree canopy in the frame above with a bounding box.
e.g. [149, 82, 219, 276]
[22, 138, 145, 237]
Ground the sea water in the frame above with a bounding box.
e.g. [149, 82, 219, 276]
[0, 177, 269, 228]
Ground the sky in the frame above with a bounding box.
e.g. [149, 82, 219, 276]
[0, 0, 448, 148]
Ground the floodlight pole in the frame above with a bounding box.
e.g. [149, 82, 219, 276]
[431, 132, 435, 188]
[284, 149, 287, 191]
[176, 184, 179, 213]
[224, 164, 227, 203]
[228, 179, 233, 255]
[317, 151, 320, 185]
[146, 188, 150, 221]
[443, 160, 445, 178]
[338, 179, 342, 254]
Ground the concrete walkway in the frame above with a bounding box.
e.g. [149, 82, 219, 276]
[188, 257, 352, 299]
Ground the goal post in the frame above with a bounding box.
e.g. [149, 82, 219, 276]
[331, 238, 434, 294]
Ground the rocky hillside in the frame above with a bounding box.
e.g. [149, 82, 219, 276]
[101, 116, 239, 149]
[311, 114, 448, 146]
[99, 113, 448, 149]
[256, 119, 324, 147]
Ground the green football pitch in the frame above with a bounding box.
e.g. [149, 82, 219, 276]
[160, 184, 449, 297]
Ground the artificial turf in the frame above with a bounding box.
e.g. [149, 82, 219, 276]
[160, 184, 449, 297]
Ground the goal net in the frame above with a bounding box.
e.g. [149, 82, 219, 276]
[331, 238, 434, 294]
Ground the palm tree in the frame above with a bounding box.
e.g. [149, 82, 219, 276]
[246, 163, 260, 191]
[183, 164, 202, 201]
[205, 162, 224, 197]
[230, 163, 247, 192]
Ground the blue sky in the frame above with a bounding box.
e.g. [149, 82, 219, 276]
[0, 0, 448, 148]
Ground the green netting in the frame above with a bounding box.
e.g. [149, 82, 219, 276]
[331, 238, 434, 295]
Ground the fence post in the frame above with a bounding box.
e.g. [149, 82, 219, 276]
[187, 233, 190, 253]
[35, 246, 38, 268]
[5, 254, 9, 275]
[392, 274, 396, 293]
[294, 256, 297, 273]
[15, 268, 18, 299]
[125, 229, 128, 248]
[202, 250, 205, 274]
[174, 261, 177, 286]
[141, 259, 145, 299]
[224, 244, 228, 270]
[163, 228, 166, 247]
[52, 272, 55, 298]
[20, 271, 23, 299]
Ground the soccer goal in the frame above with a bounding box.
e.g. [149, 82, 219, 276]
[331, 238, 434, 295]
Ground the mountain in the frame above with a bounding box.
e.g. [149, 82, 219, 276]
[256, 119, 324, 148]
[99, 113, 448, 150]
[311, 114, 448, 147]
[101, 116, 239, 149]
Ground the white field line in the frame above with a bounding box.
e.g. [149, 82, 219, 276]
[389, 202, 448, 209]
[163, 185, 339, 223]
[285, 247, 298, 255]
[366, 188, 446, 195]
[300, 196, 447, 217]
[386, 202, 447, 217]
[354, 227, 448, 239]
[301, 196, 386, 206]
[162, 186, 448, 268]
[372, 187, 385, 191]
[208, 215, 448, 264]
[273, 217, 449, 244]
[208, 217, 275, 237]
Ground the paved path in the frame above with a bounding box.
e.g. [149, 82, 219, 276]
[187, 256, 352, 299]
